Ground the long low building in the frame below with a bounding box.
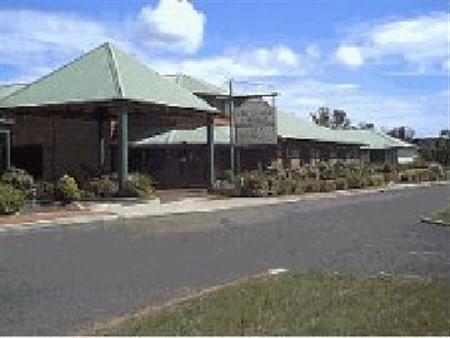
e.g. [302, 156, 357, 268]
[0, 58, 417, 189]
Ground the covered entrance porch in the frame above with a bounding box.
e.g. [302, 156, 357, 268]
[0, 42, 220, 189]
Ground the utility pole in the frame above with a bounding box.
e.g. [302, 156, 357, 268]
[229, 79, 235, 174]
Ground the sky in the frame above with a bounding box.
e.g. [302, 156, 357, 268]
[0, 0, 449, 136]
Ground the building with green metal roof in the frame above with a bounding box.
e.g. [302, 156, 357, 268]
[0, 42, 220, 186]
[163, 74, 227, 96]
[0, 84, 26, 99]
[0, 43, 216, 112]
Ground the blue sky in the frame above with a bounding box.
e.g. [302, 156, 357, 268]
[1, 0, 448, 136]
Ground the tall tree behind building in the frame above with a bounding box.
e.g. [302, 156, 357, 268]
[310, 107, 350, 129]
[388, 126, 415, 141]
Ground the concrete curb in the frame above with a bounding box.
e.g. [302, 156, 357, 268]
[420, 216, 450, 227]
[0, 214, 119, 233]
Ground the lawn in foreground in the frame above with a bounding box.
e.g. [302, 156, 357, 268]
[426, 205, 450, 225]
[99, 271, 450, 336]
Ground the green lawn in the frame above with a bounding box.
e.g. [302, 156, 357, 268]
[98, 271, 450, 336]
[426, 205, 450, 225]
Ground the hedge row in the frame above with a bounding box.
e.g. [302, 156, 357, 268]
[221, 162, 446, 198]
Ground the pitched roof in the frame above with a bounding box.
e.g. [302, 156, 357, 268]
[132, 125, 231, 146]
[132, 112, 363, 146]
[337, 129, 415, 149]
[0, 43, 216, 112]
[163, 74, 227, 96]
[0, 84, 26, 99]
[277, 112, 364, 145]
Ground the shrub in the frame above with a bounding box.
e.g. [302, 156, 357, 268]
[0, 183, 25, 215]
[345, 172, 363, 189]
[400, 169, 431, 183]
[36, 181, 55, 202]
[55, 175, 82, 203]
[319, 180, 337, 192]
[88, 177, 119, 198]
[335, 177, 348, 190]
[238, 170, 269, 197]
[277, 177, 296, 195]
[360, 174, 371, 188]
[383, 171, 399, 184]
[222, 170, 235, 183]
[428, 163, 444, 181]
[302, 179, 321, 193]
[118, 173, 154, 199]
[369, 174, 385, 187]
[1, 167, 34, 198]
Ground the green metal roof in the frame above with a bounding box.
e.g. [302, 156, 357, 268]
[0, 84, 26, 99]
[337, 129, 415, 149]
[0, 43, 216, 112]
[132, 125, 231, 146]
[132, 112, 362, 146]
[277, 112, 364, 145]
[163, 74, 227, 96]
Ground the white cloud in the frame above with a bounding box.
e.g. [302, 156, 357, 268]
[273, 46, 299, 66]
[335, 45, 364, 68]
[0, 0, 206, 82]
[137, 0, 205, 54]
[147, 45, 317, 85]
[273, 79, 448, 136]
[335, 12, 449, 73]
[0, 9, 110, 70]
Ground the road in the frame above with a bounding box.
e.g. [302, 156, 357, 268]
[1, 185, 449, 335]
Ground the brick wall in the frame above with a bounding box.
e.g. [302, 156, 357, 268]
[11, 115, 100, 179]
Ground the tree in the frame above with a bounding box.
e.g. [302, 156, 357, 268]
[310, 107, 330, 127]
[388, 126, 415, 141]
[331, 109, 351, 129]
[440, 129, 450, 138]
[358, 122, 374, 130]
[310, 107, 351, 129]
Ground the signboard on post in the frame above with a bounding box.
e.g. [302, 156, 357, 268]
[234, 98, 277, 146]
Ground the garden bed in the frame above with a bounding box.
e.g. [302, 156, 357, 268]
[0, 203, 112, 225]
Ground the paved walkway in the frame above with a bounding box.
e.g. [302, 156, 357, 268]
[1, 184, 449, 335]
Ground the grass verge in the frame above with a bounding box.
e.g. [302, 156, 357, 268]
[96, 271, 450, 336]
[423, 205, 450, 226]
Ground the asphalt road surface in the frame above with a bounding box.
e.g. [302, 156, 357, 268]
[1, 185, 449, 335]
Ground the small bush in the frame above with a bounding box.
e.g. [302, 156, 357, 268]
[383, 171, 399, 184]
[118, 173, 154, 199]
[0, 183, 25, 215]
[36, 181, 55, 202]
[238, 170, 269, 197]
[55, 175, 82, 203]
[319, 180, 337, 192]
[1, 167, 34, 198]
[277, 177, 296, 195]
[302, 179, 321, 193]
[88, 177, 119, 198]
[360, 175, 371, 188]
[346, 172, 363, 189]
[335, 177, 348, 190]
[222, 170, 235, 183]
[369, 174, 385, 187]
[428, 163, 444, 181]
